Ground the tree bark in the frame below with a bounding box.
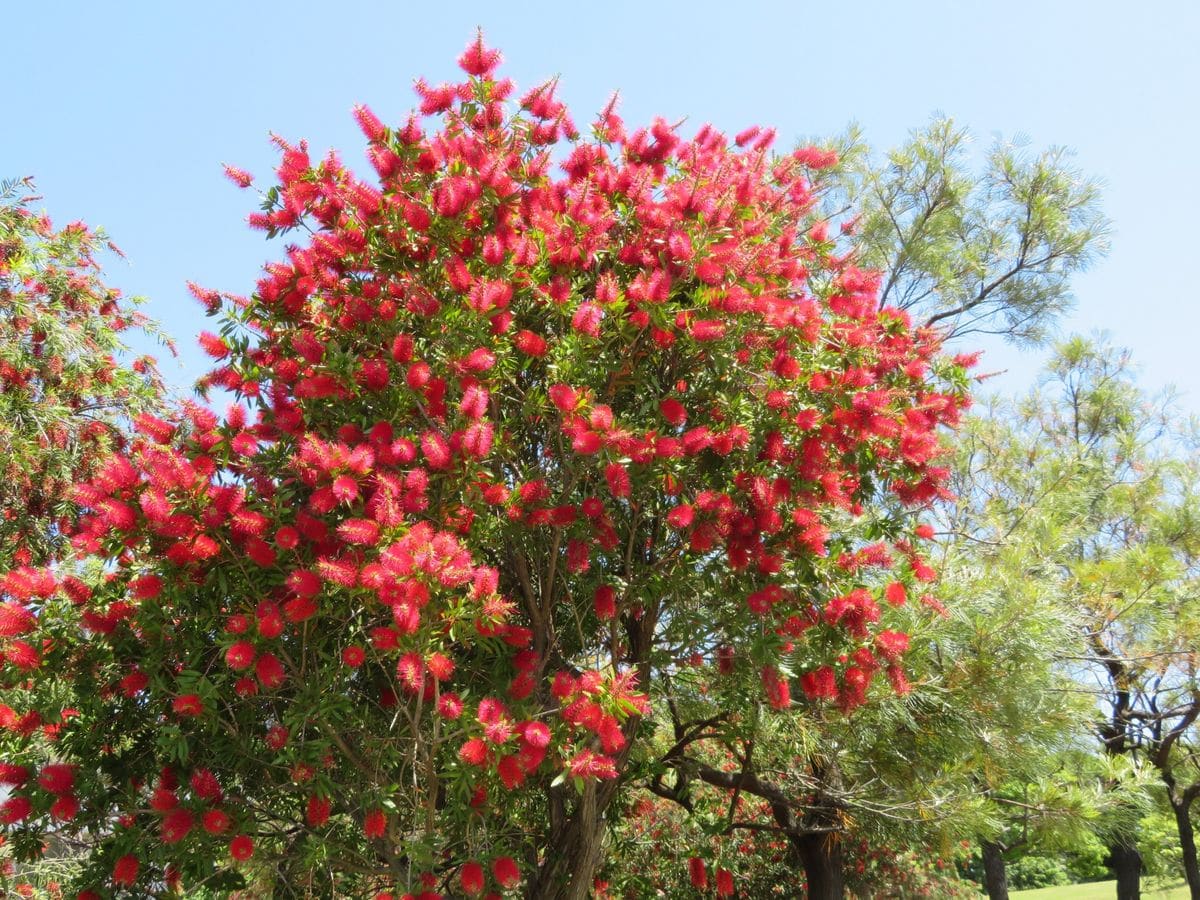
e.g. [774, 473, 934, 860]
[796, 831, 844, 900]
[1171, 796, 1200, 900]
[527, 780, 607, 900]
[981, 840, 1009, 900]
[1108, 841, 1142, 900]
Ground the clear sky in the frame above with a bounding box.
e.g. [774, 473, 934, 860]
[6, 1, 1197, 410]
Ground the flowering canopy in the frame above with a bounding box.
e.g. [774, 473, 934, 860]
[0, 36, 968, 898]
[0, 179, 166, 570]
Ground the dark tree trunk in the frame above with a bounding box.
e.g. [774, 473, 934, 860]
[527, 780, 608, 900]
[1108, 841, 1142, 900]
[1171, 797, 1200, 900]
[796, 831, 844, 900]
[981, 840, 1009, 900]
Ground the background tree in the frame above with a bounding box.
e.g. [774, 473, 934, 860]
[933, 399, 1157, 899]
[821, 117, 1109, 344]
[0, 38, 970, 900]
[0, 177, 169, 569]
[944, 337, 1200, 899]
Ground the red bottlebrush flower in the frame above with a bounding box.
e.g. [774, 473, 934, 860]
[716, 868, 735, 897]
[513, 329, 548, 356]
[460, 860, 486, 896]
[225, 640, 256, 671]
[571, 302, 603, 336]
[6, 639, 41, 670]
[133, 412, 176, 443]
[190, 768, 222, 802]
[492, 856, 521, 889]
[689, 319, 727, 341]
[113, 854, 140, 887]
[548, 383, 578, 412]
[0, 763, 29, 786]
[887, 665, 911, 695]
[666, 504, 694, 529]
[37, 763, 75, 794]
[593, 584, 617, 620]
[338, 518, 381, 546]
[307, 794, 331, 827]
[357, 358, 390, 391]
[884, 581, 907, 606]
[286, 568, 322, 598]
[461, 347, 497, 371]
[406, 360, 433, 391]
[800, 665, 838, 700]
[244, 537, 277, 568]
[397, 651, 425, 694]
[160, 807, 194, 844]
[462, 420, 495, 458]
[150, 787, 177, 816]
[0, 794, 32, 824]
[688, 857, 708, 890]
[173, 694, 204, 717]
[120, 671, 149, 697]
[332, 475, 360, 503]
[0, 601, 35, 637]
[426, 652, 455, 681]
[459, 738, 489, 766]
[567, 749, 618, 780]
[659, 398, 688, 426]
[913, 560, 937, 582]
[198, 330, 230, 359]
[265, 725, 289, 751]
[604, 462, 631, 498]
[565, 538, 591, 573]
[571, 430, 601, 455]
[914, 522, 936, 540]
[498, 753, 525, 789]
[458, 32, 502, 76]
[459, 383, 489, 419]
[761, 665, 791, 710]
[437, 692, 464, 720]
[255, 652, 286, 689]
[352, 103, 387, 142]
[230, 834, 255, 861]
[222, 163, 253, 187]
[342, 645, 366, 668]
[421, 430, 453, 469]
[875, 630, 910, 662]
[390, 333, 415, 363]
[50, 794, 79, 821]
[202, 808, 231, 834]
[257, 612, 284, 639]
[231, 432, 259, 457]
[363, 808, 387, 839]
[275, 525, 300, 550]
[518, 721, 551, 749]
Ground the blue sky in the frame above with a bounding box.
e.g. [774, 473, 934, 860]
[6, 1, 1197, 411]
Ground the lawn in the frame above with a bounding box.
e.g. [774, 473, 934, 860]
[1011, 880, 1190, 899]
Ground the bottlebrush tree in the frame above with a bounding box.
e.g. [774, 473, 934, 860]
[0, 37, 969, 899]
[0, 177, 168, 570]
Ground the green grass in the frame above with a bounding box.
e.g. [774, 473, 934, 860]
[1010, 880, 1190, 899]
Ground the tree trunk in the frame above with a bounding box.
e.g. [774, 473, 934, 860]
[796, 831, 844, 900]
[981, 840, 1009, 900]
[527, 781, 606, 900]
[1171, 797, 1200, 900]
[1108, 841, 1142, 900]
